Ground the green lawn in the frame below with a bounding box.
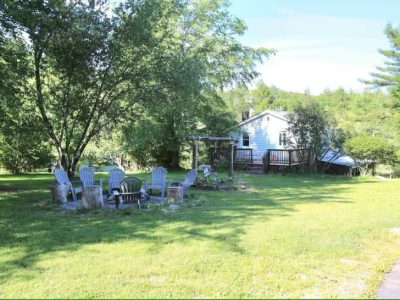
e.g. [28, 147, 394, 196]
[0, 171, 400, 298]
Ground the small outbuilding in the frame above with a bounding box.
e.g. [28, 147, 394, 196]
[318, 150, 358, 176]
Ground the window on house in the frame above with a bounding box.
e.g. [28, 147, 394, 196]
[243, 132, 250, 146]
[279, 131, 287, 146]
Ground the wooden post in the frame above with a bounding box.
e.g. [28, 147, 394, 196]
[50, 184, 68, 204]
[288, 150, 292, 167]
[167, 186, 184, 203]
[192, 141, 198, 170]
[82, 185, 104, 209]
[229, 142, 234, 177]
[263, 150, 271, 173]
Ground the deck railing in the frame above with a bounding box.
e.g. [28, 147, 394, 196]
[234, 148, 253, 164]
[262, 148, 310, 172]
[210, 147, 310, 172]
[209, 148, 251, 163]
[209, 147, 254, 164]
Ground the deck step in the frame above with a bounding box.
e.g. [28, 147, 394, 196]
[245, 165, 264, 174]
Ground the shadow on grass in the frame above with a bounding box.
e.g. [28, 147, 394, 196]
[0, 172, 376, 284]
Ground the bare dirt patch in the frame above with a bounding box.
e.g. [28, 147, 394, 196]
[390, 227, 400, 234]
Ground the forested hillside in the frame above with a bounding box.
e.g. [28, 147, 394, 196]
[221, 83, 400, 147]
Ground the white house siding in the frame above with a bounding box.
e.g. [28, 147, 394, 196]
[229, 110, 355, 168]
[233, 112, 290, 158]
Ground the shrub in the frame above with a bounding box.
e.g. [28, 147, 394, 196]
[0, 124, 54, 174]
[213, 157, 230, 172]
[288, 102, 343, 171]
[344, 136, 397, 175]
[375, 164, 396, 178]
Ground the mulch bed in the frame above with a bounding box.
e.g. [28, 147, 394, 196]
[193, 183, 239, 191]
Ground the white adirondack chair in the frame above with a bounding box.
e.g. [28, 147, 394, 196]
[180, 169, 197, 196]
[54, 168, 82, 201]
[108, 168, 125, 194]
[171, 169, 197, 196]
[79, 167, 102, 188]
[144, 167, 168, 200]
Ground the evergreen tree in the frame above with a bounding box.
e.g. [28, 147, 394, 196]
[365, 23, 400, 132]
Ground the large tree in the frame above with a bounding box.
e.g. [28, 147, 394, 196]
[0, 0, 172, 175]
[0, 0, 271, 174]
[120, 0, 272, 169]
[367, 24, 400, 88]
[287, 102, 343, 170]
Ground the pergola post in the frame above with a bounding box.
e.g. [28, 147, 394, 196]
[192, 141, 198, 170]
[188, 135, 237, 175]
[229, 141, 234, 177]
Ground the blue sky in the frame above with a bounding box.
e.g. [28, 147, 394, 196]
[228, 0, 400, 94]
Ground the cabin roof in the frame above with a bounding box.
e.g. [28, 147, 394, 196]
[238, 109, 289, 127]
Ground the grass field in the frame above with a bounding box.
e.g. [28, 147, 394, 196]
[0, 171, 400, 298]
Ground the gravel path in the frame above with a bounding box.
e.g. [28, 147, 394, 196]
[376, 261, 400, 298]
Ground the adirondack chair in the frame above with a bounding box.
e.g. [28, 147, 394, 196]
[171, 169, 197, 196]
[113, 177, 143, 209]
[108, 168, 125, 194]
[54, 168, 82, 201]
[144, 167, 168, 200]
[79, 167, 102, 188]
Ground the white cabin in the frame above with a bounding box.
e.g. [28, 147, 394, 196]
[229, 109, 355, 173]
[230, 110, 293, 163]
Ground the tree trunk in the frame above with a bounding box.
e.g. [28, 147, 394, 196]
[110, 153, 125, 170]
[69, 160, 78, 178]
[308, 149, 317, 172]
[57, 148, 68, 170]
[56, 149, 78, 177]
[163, 149, 181, 169]
[358, 166, 369, 176]
[167, 186, 183, 203]
[170, 149, 181, 169]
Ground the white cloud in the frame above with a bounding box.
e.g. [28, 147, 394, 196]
[256, 37, 384, 95]
[242, 14, 389, 94]
[258, 57, 372, 95]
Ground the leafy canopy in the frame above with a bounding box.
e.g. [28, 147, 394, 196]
[344, 135, 396, 175]
[287, 102, 341, 161]
[0, 0, 271, 173]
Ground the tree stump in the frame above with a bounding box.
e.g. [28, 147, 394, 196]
[167, 186, 183, 204]
[50, 184, 68, 204]
[82, 185, 104, 209]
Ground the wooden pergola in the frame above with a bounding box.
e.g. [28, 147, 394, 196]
[187, 135, 237, 176]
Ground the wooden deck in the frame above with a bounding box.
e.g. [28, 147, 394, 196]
[263, 149, 310, 165]
[234, 148, 310, 172]
[209, 147, 310, 173]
